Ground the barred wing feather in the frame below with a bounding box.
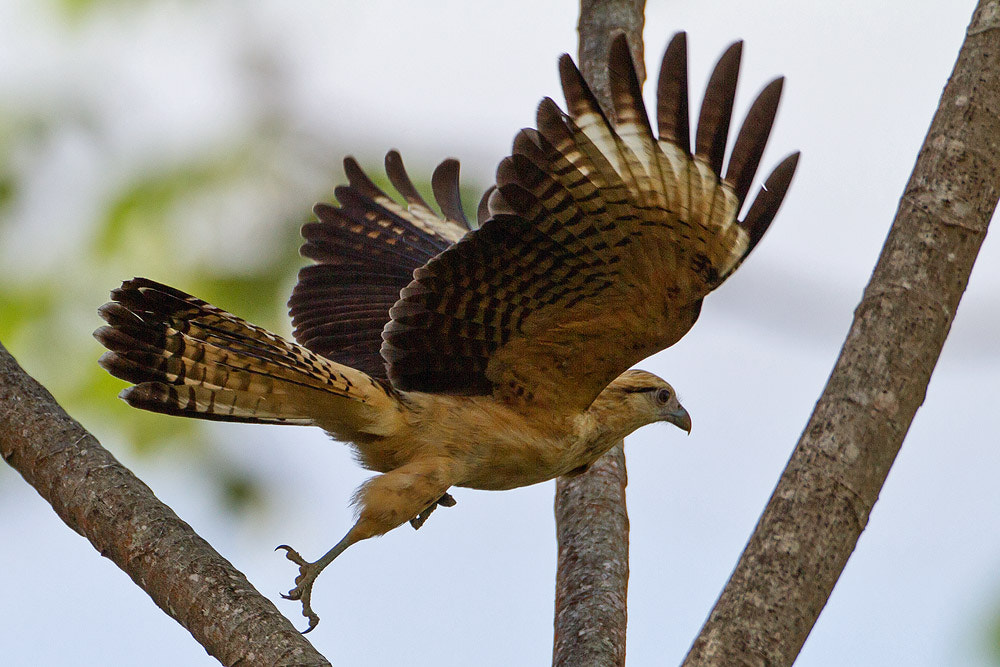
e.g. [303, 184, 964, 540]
[289, 151, 474, 379]
[382, 32, 799, 412]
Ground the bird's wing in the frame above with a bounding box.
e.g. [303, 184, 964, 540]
[289, 151, 475, 379]
[382, 33, 799, 411]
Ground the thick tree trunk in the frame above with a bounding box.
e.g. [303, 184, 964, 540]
[683, 2, 1000, 664]
[0, 342, 329, 667]
[552, 3, 645, 666]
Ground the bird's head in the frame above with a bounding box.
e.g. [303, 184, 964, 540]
[600, 369, 692, 435]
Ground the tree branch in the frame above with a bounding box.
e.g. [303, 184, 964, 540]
[683, 2, 1000, 664]
[0, 341, 329, 667]
[552, 3, 644, 666]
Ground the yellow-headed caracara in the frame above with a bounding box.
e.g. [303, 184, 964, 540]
[95, 33, 798, 631]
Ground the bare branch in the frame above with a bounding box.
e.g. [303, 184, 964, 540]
[683, 2, 1000, 664]
[552, 3, 644, 666]
[0, 341, 329, 667]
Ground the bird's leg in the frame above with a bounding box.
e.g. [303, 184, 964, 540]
[277, 530, 360, 633]
[409, 492, 457, 530]
[277, 458, 456, 632]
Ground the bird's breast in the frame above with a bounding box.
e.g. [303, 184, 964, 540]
[351, 392, 605, 490]
[446, 405, 601, 491]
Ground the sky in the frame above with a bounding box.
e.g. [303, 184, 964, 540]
[1, 1, 998, 665]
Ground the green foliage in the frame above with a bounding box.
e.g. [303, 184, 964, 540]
[0, 288, 54, 347]
[0, 173, 14, 212]
[95, 157, 246, 258]
[989, 605, 1000, 665]
[0, 119, 22, 219]
[53, 0, 103, 18]
[2, 142, 304, 468]
[51, 0, 161, 22]
[220, 470, 264, 513]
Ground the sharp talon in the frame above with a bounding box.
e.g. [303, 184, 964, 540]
[302, 615, 319, 634]
[276, 543, 327, 632]
[276, 544, 308, 567]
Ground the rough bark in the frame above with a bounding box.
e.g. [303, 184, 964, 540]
[552, 2, 645, 666]
[0, 341, 330, 667]
[683, 2, 1000, 664]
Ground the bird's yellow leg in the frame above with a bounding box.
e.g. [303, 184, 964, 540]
[277, 530, 362, 633]
[277, 458, 457, 632]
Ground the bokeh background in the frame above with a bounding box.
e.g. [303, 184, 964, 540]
[2, 1, 998, 665]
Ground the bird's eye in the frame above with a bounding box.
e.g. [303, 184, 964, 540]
[655, 388, 671, 405]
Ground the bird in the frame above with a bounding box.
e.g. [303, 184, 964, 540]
[94, 32, 798, 632]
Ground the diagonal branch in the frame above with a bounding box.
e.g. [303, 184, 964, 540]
[0, 341, 330, 667]
[552, 2, 645, 667]
[683, 2, 1000, 664]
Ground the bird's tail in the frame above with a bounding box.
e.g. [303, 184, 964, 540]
[95, 278, 398, 436]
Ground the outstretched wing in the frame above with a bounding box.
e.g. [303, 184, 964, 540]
[289, 151, 475, 379]
[382, 33, 799, 410]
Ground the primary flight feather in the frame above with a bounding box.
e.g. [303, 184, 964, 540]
[95, 32, 798, 632]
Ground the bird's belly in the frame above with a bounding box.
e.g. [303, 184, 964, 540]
[454, 434, 586, 491]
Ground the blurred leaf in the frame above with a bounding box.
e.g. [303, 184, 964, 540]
[192, 270, 298, 333]
[52, 0, 160, 21]
[0, 116, 24, 220]
[989, 604, 1000, 665]
[0, 287, 56, 346]
[53, 0, 95, 17]
[94, 151, 253, 258]
[0, 173, 15, 212]
[220, 471, 263, 513]
[68, 355, 203, 454]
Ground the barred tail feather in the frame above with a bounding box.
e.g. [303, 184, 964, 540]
[95, 278, 397, 435]
[116, 383, 315, 425]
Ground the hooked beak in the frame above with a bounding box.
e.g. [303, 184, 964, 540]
[666, 406, 692, 435]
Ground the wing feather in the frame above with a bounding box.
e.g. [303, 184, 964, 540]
[695, 41, 742, 175]
[609, 35, 668, 214]
[656, 32, 691, 154]
[740, 151, 800, 257]
[289, 154, 475, 378]
[382, 34, 797, 408]
[431, 158, 473, 229]
[725, 77, 785, 207]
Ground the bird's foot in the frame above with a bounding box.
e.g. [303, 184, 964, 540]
[409, 492, 457, 530]
[275, 545, 323, 633]
[276, 532, 356, 632]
